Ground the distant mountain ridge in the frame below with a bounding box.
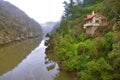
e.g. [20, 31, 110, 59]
[0, 0, 42, 45]
[41, 21, 60, 36]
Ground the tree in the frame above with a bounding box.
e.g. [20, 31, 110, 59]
[108, 43, 120, 79]
[103, 32, 113, 54]
[63, 1, 69, 19]
[62, 0, 75, 19]
[108, 0, 120, 15]
[76, 0, 83, 4]
[80, 58, 113, 80]
[83, 0, 104, 6]
[104, 0, 120, 20]
[69, 0, 74, 8]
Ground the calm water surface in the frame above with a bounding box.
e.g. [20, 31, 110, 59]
[0, 38, 59, 80]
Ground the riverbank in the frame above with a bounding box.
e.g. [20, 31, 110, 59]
[0, 37, 42, 75]
[0, 35, 42, 46]
[45, 41, 75, 80]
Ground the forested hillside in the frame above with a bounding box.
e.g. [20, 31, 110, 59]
[46, 0, 120, 80]
[0, 0, 42, 45]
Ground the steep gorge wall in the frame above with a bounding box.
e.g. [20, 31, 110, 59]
[0, 0, 42, 45]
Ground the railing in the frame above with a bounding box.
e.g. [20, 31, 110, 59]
[84, 23, 99, 27]
[83, 23, 107, 28]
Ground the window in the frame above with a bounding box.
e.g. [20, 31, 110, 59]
[95, 20, 99, 23]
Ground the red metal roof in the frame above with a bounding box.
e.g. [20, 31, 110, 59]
[85, 14, 106, 20]
[86, 14, 95, 19]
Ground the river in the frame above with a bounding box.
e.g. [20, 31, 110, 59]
[0, 24, 74, 80]
[0, 37, 60, 80]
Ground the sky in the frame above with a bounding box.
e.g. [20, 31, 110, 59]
[5, 0, 69, 23]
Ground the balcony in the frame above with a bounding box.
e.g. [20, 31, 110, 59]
[83, 22, 107, 29]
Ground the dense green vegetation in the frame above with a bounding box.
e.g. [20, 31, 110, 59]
[46, 0, 120, 80]
[0, 0, 42, 45]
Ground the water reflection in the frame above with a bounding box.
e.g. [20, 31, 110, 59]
[0, 39, 59, 80]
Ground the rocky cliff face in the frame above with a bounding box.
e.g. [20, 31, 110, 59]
[0, 0, 42, 45]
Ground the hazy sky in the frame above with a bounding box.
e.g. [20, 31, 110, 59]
[5, 0, 69, 23]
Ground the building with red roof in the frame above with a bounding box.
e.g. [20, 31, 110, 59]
[83, 11, 107, 35]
